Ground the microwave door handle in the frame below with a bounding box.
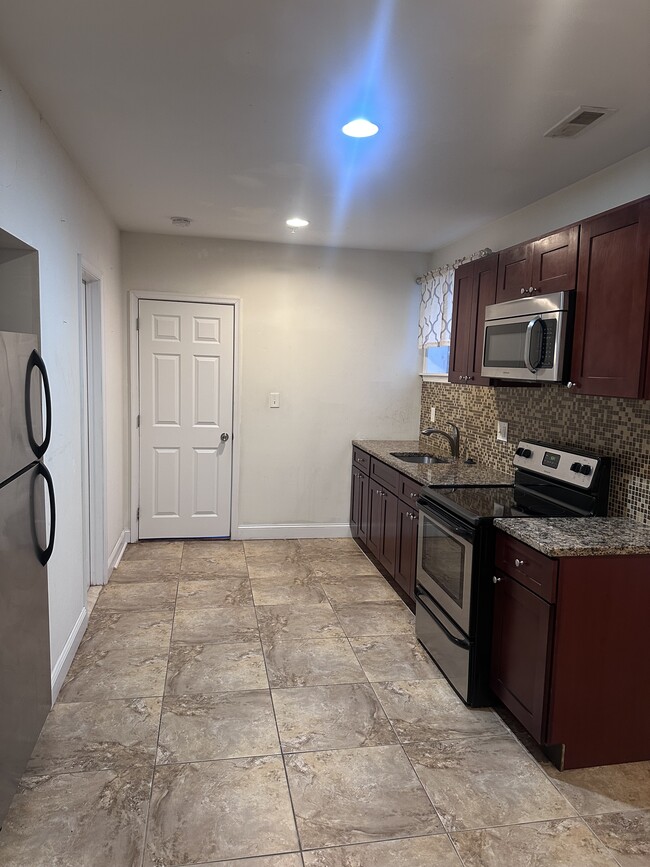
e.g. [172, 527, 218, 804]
[524, 316, 543, 373]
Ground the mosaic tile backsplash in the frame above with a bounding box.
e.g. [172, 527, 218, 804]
[420, 382, 650, 524]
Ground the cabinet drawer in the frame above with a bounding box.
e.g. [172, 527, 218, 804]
[370, 457, 399, 494]
[352, 447, 370, 474]
[399, 474, 422, 508]
[495, 533, 558, 603]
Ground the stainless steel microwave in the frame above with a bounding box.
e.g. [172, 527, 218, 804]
[481, 291, 571, 383]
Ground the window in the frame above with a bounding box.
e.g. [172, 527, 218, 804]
[422, 343, 450, 378]
[418, 267, 454, 381]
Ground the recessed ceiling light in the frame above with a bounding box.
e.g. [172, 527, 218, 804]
[342, 118, 379, 138]
[170, 216, 192, 228]
[286, 217, 309, 228]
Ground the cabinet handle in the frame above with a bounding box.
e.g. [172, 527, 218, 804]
[529, 286, 535, 294]
[514, 558, 525, 567]
[493, 575, 502, 584]
[410, 492, 418, 498]
[468, 375, 474, 381]
[567, 381, 578, 390]
[407, 512, 416, 520]
[520, 288, 526, 295]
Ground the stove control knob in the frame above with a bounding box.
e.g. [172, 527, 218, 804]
[570, 462, 582, 473]
[522, 448, 532, 459]
[579, 464, 592, 475]
[515, 447, 525, 456]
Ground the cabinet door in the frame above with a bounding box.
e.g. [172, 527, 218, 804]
[350, 467, 361, 539]
[571, 200, 650, 397]
[378, 490, 398, 575]
[357, 470, 369, 546]
[530, 226, 578, 295]
[395, 501, 418, 599]
[496, 243, 532, 302]
[366, 482, 384, 559]
[448, 261, 475, 383]
[490, 573, 553, 743]
[469, 254, 498, 384]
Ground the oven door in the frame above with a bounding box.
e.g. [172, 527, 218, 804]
[417, 505, 474, 636]
[481, 310, 566, 382]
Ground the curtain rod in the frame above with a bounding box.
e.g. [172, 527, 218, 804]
[416, 247, 493, 285]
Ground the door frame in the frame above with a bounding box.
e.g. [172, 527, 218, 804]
[129, 291, 242, 542]
[78, 256, 108, 584]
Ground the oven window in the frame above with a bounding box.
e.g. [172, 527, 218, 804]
[483, 322, 527, 368]
[421, 517, 466, 607]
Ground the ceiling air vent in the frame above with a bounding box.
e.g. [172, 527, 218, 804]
[544, 105, 616, 139]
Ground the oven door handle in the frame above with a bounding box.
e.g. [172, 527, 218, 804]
[415, 585, 471, 650]
[416, 500, 474, 543]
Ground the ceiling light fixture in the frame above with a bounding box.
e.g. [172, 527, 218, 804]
[170, 216, 192, 228]
[342, 118, 379, 138]
[286, 217, 309, 228]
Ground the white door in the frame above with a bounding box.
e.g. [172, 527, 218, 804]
[138, 299, 234, 539]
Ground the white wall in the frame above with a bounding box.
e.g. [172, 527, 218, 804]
[122, 234, 427, 535]
[430, 147, 650, 266]
[0, 58, 126, 693]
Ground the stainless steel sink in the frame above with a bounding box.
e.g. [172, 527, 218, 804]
[390, 452, 449, 464]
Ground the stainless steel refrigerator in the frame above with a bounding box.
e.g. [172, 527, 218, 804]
[0, 330, 55, 826]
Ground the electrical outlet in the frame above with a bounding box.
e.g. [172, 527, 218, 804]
[269, 392, 280, 408]
[430, 407, 436, 423]
[496, 420, 508, 443]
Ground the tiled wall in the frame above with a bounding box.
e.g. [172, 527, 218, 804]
[420, 382, 650, 524]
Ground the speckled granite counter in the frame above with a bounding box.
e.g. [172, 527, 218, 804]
[353, 440, 514, 488]
[494, 517, 650, 558]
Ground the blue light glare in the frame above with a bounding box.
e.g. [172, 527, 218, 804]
[342, 118, 379, 138]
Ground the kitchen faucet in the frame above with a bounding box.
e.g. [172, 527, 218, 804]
[421, 422, 460, 459]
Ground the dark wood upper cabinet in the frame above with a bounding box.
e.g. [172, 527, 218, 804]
[448, 254, 498, 385]
[497, 226, 578, 302]
[570, 199, 650, 398]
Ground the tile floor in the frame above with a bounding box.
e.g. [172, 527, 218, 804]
[0, 538, 649, 866]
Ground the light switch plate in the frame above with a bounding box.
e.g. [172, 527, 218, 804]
[269, 392, 280, 408]
[430, 407, 436, 422]
[496, 420, 508, 442]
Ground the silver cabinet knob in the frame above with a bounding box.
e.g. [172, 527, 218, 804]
[493, 575, 502, 584]
[567, 381, 577, 389]
[520, 288, 526, 295]
[529, 286, 535, 294]
[410, 492, 418, 499]
[221, 432, 230, 442]
[514, 558, 525, 567]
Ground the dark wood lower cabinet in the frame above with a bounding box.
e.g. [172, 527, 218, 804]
[349, 466, 369, 545]
[368, 481, 398, 575]
[395, 501, 418, 598]
[490, 573, 553, 743]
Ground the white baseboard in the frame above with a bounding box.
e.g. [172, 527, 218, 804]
[236, 523, 352, 540]
[50, 606, 88, 702]
[105, 528, 130, 578]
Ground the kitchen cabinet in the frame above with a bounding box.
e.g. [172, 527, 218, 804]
[349, 448, 422, 605]
[570, 199, 650, 398]
[495, 226, 578, 302]
[491, 530, 650, 769]
[448, 253, 498, 385]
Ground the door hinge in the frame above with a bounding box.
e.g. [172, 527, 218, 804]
[137, 414, 140, 428]
[137, 507, 140, 521]
[136, 317, 139, 331]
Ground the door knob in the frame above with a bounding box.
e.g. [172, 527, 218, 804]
[221, 432, 230, 442]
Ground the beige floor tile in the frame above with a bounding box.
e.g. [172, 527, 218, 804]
[212, 857, 303, 867]
[144, 757, 298, 865]
[320, 575, 397, 605]
[251, 577, 328, 606]
[176, 577, 253, 608]
[371, 679, 503, 743]
[285, 745, 442, 849]
[263, 638, 366, 688]
[303, 834, 462, 866]
[27, 697, 161, 775]
[0, 767, 151, 867]
[257, 603, 345, 643]
[585, 809, 650, 867]
[406, 735, 575, 832]
[247, 561, 315, 582]
[182, 540, 245, 559]
[298, 538, 361, 555]
[310, 556, 381, 581]
[111, 559, 181, 583]
[121, 541, 183, 561]
[543, 760, 650, 816]
[273, 683, 398, 752]
[94, 581, 178, 612]
[451, 818, 620, 867]
[172, 605, 258, 645]
[79, 608, 173, 653]
[58, 645, 168, 702]
[333, 600, 415, 637]
[165, 641, 268, 695]
[180, 554, 249, 578]
[86, 585, 102, 615]
[244, 540, 304, 561]
[157, 690, 279, 763]
[350, 636, 442, 682]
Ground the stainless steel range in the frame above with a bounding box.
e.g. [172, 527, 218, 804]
[415, 440, 610, 706]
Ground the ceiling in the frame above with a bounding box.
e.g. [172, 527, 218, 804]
[0, 0, 648, 252]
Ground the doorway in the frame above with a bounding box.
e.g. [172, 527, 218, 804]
[78, 264, 106, 586]
[136, 298, 236, 539]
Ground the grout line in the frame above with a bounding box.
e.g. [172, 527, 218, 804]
[577, 815, 626, 867]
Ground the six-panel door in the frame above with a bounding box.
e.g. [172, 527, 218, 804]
[138, 299, 235, 538]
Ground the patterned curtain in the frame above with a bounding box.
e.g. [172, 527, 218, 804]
[417, 267, 454, 349]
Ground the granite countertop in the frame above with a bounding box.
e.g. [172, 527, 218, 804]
[353, 440, 514, 488]
[494, 517, 650, 558]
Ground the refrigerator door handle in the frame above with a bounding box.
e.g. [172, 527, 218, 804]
[33, 463, 56, 565]
[25, 350, 52, 458]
